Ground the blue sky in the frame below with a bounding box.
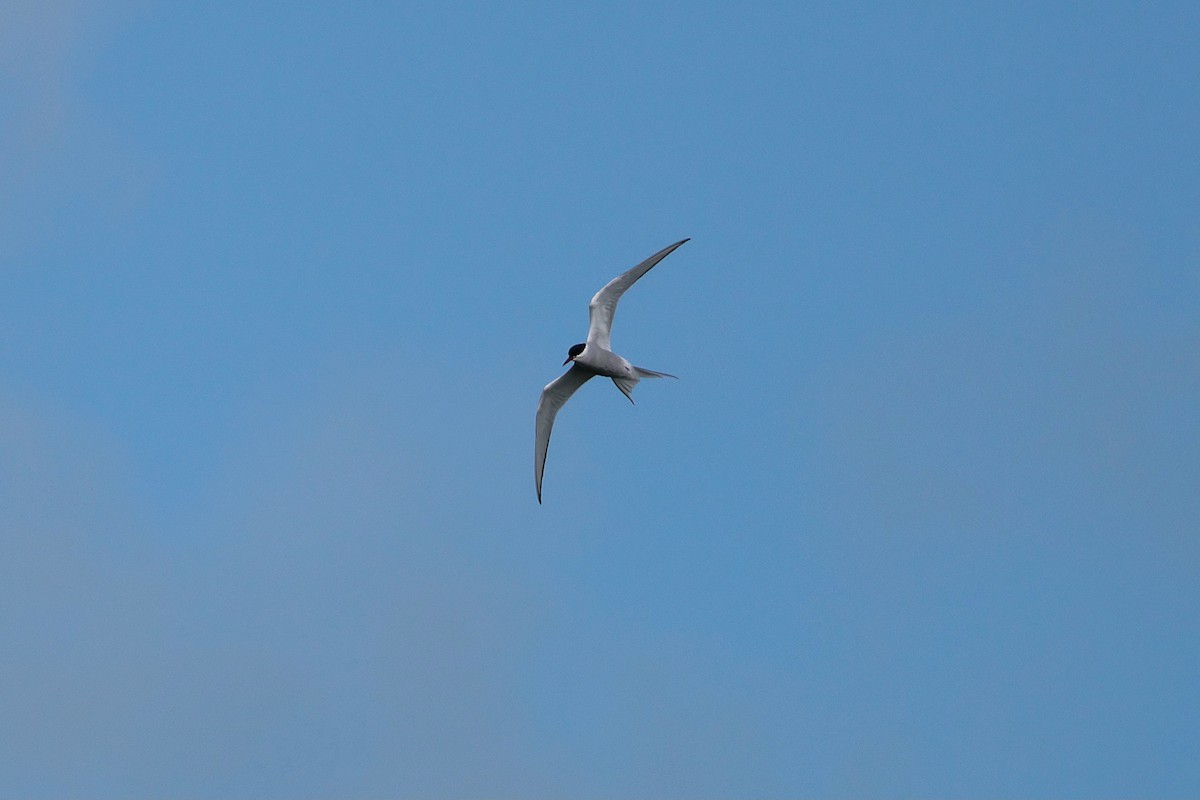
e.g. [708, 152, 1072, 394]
[2, 2, 1198, 797]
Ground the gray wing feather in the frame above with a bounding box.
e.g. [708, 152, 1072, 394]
[535, 365, 593, 503]
[586, 238, 689, 350]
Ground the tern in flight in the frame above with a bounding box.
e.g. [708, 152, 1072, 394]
[535, 238, 688, 503]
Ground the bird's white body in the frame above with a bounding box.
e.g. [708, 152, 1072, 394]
[534, 238, 688, 503]
[571, 346, 635, 380]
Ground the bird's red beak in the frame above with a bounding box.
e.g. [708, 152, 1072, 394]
[562, 355, 574, 365]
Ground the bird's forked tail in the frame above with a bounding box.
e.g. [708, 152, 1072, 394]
[634, 366, 677, 380]
[612, 366, 677, 404]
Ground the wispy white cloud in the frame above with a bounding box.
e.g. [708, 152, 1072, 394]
[0, 357, 561, 797]
[0, 0, 151, 262]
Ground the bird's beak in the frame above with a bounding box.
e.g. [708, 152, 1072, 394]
[562, 355, 574, 366]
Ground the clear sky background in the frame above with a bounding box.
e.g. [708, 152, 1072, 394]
[2, 2, 1197, 797]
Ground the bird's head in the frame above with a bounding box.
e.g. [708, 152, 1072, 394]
[563, 342, 586, 365]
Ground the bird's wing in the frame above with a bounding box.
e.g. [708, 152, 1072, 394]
[535, 364, 593, 503]
[586, 238, 689, 351]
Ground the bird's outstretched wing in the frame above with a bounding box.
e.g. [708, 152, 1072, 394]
[535, 364, 593, 503]
[586, 238, 689, 351]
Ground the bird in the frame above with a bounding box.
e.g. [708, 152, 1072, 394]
[535, 238, 688, 503]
